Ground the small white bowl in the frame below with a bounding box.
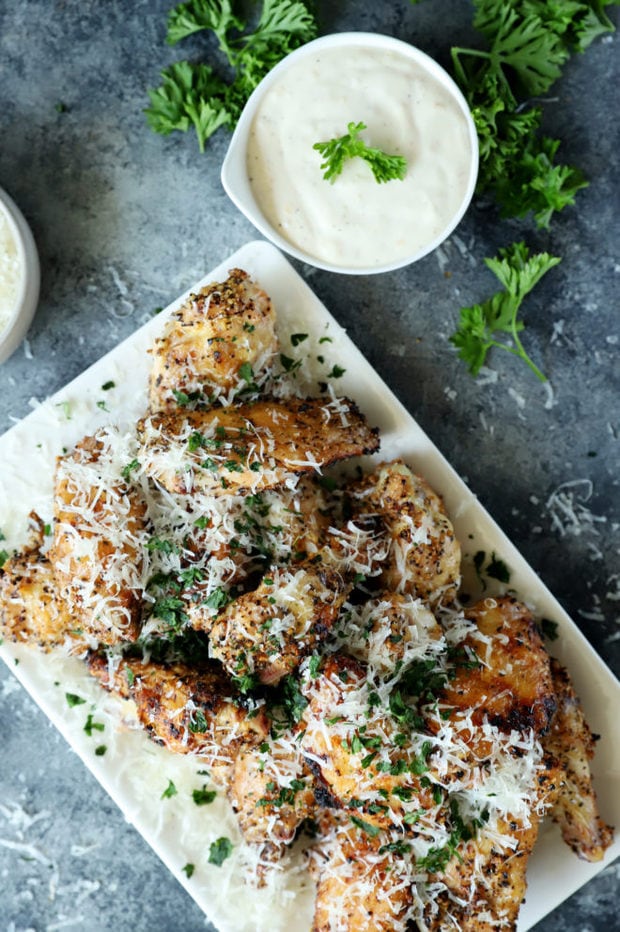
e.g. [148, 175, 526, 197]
[0, 186, 40, 364]
[222, 32, 479, 275]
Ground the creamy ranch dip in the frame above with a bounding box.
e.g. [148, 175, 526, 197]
[247, 46, 474, 269]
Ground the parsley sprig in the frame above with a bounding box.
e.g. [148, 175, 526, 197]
[313, 121, 407, 184]
[146, 0, 317, 152]
[451, 0, 617, 228]
[450, 242, 561, 381]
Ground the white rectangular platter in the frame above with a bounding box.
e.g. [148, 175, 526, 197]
[1, 240, 618, 931]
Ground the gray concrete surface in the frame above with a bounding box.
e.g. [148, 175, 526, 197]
[0, 1, 618, 930]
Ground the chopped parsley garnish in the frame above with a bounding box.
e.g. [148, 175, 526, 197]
[189, 709, 208, 734]
[121, 458, 140, 481]
[161, 779, 178, 799]
[182, 862, 195, 878]
[327, 364, 346, 379]
[208, 836, 233, 866]
[290, 332, 308, 346]
[0, 550, 9, 569]
[192, 786, 217, 806]
[101, 380, 115, 391]
[96, 400, 109, 411]
[203, 587, 231, 611]
[540, 618, 560, 641]
[94, 745, 107, 756]
[65, 692, 87, 707]
[349, 815, 381, 838]
[84, 714, 105, 736]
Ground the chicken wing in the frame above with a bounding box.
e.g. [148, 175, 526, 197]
[51, 431, 147, 645]
[203, 520, 385, 685]
[0, 514, 83, 651]
[439, 596, 557, 738]
[351, 460, 461, 605]
[309, 812, 414, 932]
[227, 734, 316, 867]
[335, 591, 444, 677]
[543, 658, 613, 861]
[300, 653, 438, 828]
[87, 652, 268, 785]
[137, 396, 380, 497]
[149, 268, 277, 413]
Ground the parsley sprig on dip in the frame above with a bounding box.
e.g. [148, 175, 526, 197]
[313, 121, 408, 184]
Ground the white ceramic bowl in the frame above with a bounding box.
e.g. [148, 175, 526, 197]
[221, 32, 479, 275]
[0, 187, 40, 364]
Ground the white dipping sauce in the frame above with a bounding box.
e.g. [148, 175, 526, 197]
[0, 208, 21, 333]
[247, 46, 474, 269]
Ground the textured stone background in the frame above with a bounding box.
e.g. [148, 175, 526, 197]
[0, 1, 618, 930]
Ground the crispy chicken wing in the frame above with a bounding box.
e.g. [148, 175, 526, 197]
[0, 515, 83, 651]
[337, 591, 444, 677]
[543, 658, 613, 861]
[439, 596, 557, 738]
[352, 460, 461, 604]
[300, 653, 438, 828]
[309, 813, 414, 932]
[228, 734, 316, 868]
[149, 269, 277, 413]
[51, 431, 147, 645]
[137, 396, 380, 497]
[87, 653, 268, 784]
[203, 520, 385, 685]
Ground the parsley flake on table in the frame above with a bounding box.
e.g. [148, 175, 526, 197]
[450, 241, 561, 381]
[313, 121, 407, 184]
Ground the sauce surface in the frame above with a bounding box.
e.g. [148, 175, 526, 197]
[247, 46, 474, 269]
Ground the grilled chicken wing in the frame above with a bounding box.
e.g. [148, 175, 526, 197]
[338, 591, 444, 676]
[149, 269, 277, 413]
[300, 653, 438, 828]
[439, 596, 557, 738]
[87, 653, 268, 784]
[51, 432, 147, 645]
[309, 813, 414, 932]
[228, 734, 316, 867]
[0, 514, 83, 651]
[136, 396, 380, 497]
[543, 658, 613, 861]
[203, 521, 384, 685]
[352, 460, 461, 604]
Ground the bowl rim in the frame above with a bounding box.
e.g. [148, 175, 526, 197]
[221, 30, 479, 276]
[0, 186, 40, 361]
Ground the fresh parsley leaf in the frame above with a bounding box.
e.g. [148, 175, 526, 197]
[148, 1, 317, 151]
[450, 241, 561, 380]
[313, 121, 407, 184]
[145, 61, 232, 153]
[182, 862, 195, 878]
[162, 778, 179, 800]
